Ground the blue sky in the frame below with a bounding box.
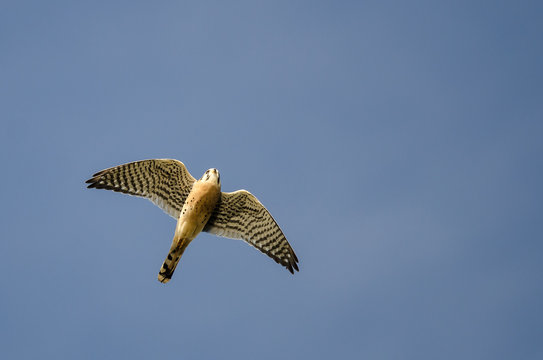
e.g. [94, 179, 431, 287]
[1, 1, 542, 359]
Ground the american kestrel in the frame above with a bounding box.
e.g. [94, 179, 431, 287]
[86, 159, 299, 283]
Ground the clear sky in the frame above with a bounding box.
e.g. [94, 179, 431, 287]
[1, 1, 542, 359]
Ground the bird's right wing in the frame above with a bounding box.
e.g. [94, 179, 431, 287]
[86, 159, 196, 218]
[204, 190, 299, 274]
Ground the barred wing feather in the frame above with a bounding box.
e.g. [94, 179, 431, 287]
[86, 159, 196, 218]
[204, 190, 299, 273]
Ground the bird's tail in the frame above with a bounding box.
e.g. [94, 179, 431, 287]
[158, 237, 192, 283]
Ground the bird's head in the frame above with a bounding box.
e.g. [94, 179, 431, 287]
[200, 168, 220, 186]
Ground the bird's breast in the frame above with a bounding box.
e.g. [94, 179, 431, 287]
[179, 181, 221, 228]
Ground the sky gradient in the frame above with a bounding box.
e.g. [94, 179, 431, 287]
[1, 1, 542, 359]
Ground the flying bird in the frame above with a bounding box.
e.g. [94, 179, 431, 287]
[86, 159, 299, 283]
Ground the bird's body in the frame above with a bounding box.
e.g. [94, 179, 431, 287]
[158, 170, 221, 283]
[86, 159, 298, 283]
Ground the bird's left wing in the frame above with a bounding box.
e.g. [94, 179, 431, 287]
[86, 159, 196, 218]
[203, 190, 299, 274]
